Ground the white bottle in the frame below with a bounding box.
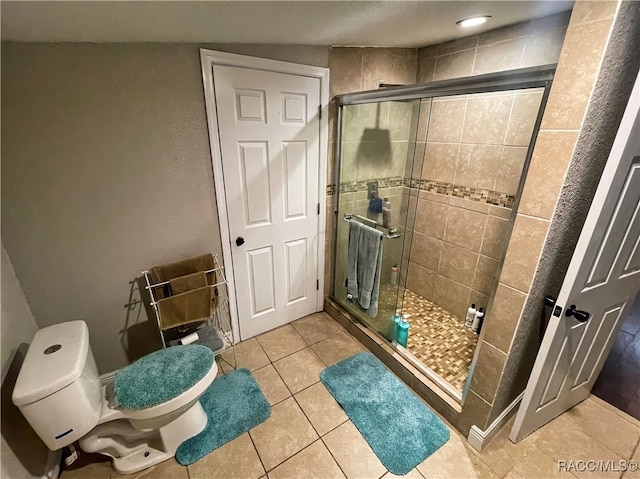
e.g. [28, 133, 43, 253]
[389, 264, 398, 285]
[465, 304, 476, 328]
[472, 308, 484, 332]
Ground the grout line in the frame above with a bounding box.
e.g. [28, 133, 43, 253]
[246, 428, 269, 477]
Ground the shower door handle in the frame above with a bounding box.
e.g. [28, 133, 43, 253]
[235, 237, 245, 247]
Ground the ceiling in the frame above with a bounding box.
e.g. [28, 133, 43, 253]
[0, 1, 573, 47]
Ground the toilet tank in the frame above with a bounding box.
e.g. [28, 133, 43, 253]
[12, 320, 102, 450]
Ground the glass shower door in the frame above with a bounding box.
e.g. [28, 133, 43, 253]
[332, 98, 427, 340]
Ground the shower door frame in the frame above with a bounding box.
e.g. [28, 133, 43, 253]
[331, 64, 556, 402]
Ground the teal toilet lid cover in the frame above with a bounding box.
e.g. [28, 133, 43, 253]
[114, 344, 214, 409]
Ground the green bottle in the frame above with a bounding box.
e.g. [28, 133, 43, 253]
[398, 314, 410, 348]
[392, 309, 402, 343]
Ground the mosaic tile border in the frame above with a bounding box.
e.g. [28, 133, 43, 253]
[327, 176, 515, 209]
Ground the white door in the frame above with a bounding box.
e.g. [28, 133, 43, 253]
[213, 65, 322, 339]
[510, 73, 640, 442]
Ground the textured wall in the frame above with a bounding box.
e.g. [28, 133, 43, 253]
[1, 42, 329, 374]
[1, 246, 51, 479]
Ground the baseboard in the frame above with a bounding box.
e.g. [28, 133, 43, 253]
[467, 392, 524, 452]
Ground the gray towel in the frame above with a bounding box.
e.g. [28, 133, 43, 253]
[347, 220, 384, 317]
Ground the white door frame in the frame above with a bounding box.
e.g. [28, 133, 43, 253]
[200, 49, 329, 342]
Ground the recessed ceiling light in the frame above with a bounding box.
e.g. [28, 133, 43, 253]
[457, 16, 491, 28]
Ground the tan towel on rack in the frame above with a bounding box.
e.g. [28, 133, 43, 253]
[150, 253, 215, 284]
[170, 271, 208, 295]
[157, 286, 214, 330]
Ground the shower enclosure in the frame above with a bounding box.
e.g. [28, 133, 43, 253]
[331, 66, 554, 400]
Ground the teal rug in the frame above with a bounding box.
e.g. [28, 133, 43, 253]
[176, 368, 270, 465]
[320, 352, 450, 475]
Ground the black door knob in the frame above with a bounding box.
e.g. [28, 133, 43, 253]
[235, 237, 245, 247]
[565, 305, 590, 322]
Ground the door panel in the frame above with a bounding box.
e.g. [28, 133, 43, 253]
[511, 73, 640, 442]
[214, 65, 321, 339]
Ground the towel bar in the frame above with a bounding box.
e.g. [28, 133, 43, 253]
[343, 213, 401, 239]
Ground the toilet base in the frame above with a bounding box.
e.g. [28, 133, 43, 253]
[80, 400, 208, 475]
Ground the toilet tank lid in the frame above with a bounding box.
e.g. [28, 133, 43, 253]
[13, 320, 90, 406]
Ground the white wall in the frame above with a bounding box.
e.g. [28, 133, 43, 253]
[1, 42, 329, 374]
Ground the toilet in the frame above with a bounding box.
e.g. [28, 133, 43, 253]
[12, 320, 218, 474]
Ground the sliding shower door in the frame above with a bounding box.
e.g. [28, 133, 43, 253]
[332, 98, 428, 339]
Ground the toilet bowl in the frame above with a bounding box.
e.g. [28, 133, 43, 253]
[12, 320, 218, 474]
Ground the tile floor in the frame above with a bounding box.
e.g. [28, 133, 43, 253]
[400, 289, 478, 392]
[61, 312, 640, 479]
[592, 294, 640, 420]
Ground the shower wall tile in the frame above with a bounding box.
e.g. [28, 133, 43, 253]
[505, 91, 545, 146]
[418, 191, 451, 204]
[409, 232, 442, 271]
[407, 261, 437, 300]
[438, 243, 479, 288]
[489, 205, 512, 219]
[448, 197, 490, 215]
[500, 215, 549, 293]
[469, 291, 490, 313]
[455, 144, 503, 190]
[387, 102, 415, 141]
[362, 48, 418, 90]
[481, 215, 511, 260]
[477, 22, 528, 47]
[569, 1, 618, 25]
[416, 100, 432, 141]
[495, 146, 528, 195]
[414, 199, 449, 239]
[540, 19, 613, 131]
[417, 58, 436, 83]
[423, 142, 458, 183]
[434, 50, 475, 81]
[432, 275, 471, 320]
[469, 341, 508, 404]
[473, 255, 500, 296]
[444, 207, 488, 252]
[518, 130, 579, 219]
[426, 98, 466, 143]
[522, 26, 568, 67]
[481, 283, 527, 354]
[472, 38, 527, 76]
[436, 36, 478, 56]
[461, 93, 514, 145]
[328, 48, 363, 97]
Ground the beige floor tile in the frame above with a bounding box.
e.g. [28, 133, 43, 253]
[257, 325, 308, 362]
[382, 469, 425, 478]
[250, 397, 318, 471]
[253, 364, 292, 405]
[60, 461, 112, 479]
[531, 413, 624, 479]
[267, 440, 346, 479]
[221, 338, 271, 371]
[563, 398, 640, 459]
[118, 458, 188, 479]
[473, 421, 539, 478]
[273, 348, 325, 394]
[187, 433, 265, 479]
[416, 432, 498, 479]
[503, 446, 577, 479]
[622, 443, 640, 479]
[311, 331, 365, 366]
[291, 312, 345, 345]
[295, 382, 348, 435]
[322, 421, 387, 479]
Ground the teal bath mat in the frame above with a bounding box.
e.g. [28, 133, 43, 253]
[320, 352, 450, 475]
[176, 368, 270, 465]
